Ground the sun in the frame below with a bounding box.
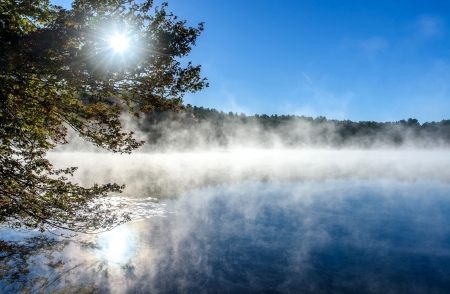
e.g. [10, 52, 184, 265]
[109, 34, 129, 52]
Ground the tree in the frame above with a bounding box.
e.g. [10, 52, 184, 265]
[0, 0, 208, 233]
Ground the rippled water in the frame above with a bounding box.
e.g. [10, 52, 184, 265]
[2, 151, 450, 293]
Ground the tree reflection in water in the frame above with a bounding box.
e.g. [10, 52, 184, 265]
[0, 215, 159, 293]
[0, 235, 100, 293]
[0, 195, 163, 293]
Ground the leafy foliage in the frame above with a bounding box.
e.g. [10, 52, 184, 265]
[0, 0, 207, 232]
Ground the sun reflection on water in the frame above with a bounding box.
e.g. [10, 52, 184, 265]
[98, 224, 136, 263]
[93, 195, 170, 264]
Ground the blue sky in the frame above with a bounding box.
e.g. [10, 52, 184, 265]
[52, 0, 450, 122]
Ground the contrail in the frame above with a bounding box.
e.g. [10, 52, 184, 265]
[302, 72, 313, 84]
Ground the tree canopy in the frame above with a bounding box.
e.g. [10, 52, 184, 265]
[0, 0, 208, 233]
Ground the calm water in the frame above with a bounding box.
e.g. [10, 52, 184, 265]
[2, 151, 450, 293]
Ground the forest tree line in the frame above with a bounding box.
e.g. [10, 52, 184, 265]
[136, 106, 450, 150]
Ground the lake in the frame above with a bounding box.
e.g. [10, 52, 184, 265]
[1, 150, 450, 293]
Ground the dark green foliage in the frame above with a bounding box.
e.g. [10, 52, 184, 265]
[0, 0, 207, 232]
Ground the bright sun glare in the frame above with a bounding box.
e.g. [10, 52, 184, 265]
[109, 34, 129, 52]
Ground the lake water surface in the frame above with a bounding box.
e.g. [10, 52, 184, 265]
[2, 150, 450, 293]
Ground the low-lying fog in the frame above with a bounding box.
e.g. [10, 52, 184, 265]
[4, 119, 450, 293]
[47, 149, 450, 200]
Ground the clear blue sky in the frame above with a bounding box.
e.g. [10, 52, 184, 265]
[52, 0, 450, 122]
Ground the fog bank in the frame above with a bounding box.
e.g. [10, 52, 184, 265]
[53, 109, 450, 154]
[48, 150, 450, 200]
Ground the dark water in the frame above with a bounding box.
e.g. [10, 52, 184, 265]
[2, 179, 450, 293]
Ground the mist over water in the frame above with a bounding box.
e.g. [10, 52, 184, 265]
[0, 150, 436, 292]
[5, 116, 450, 293]
[3, 174, 450, 293]
[133, 180, 450, 293]
[47, 149, 450, 199]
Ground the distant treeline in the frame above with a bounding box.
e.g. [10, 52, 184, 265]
[136, 106, 450, 150]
